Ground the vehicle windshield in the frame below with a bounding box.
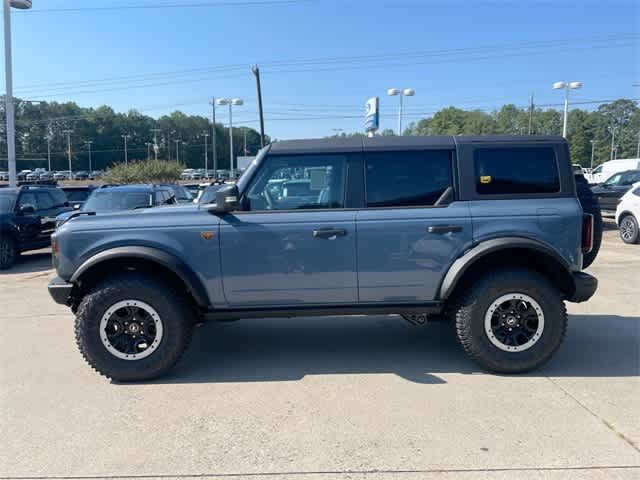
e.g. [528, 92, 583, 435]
[64, 190, 92, 202]
[83, 191, 153, 211]
[0, 193, 17, 213]
[170, 185, 193, 201]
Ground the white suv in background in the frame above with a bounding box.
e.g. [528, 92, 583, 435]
[616, 182, 640, 244]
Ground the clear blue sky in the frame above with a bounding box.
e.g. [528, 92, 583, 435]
[3, 0, 639, 139]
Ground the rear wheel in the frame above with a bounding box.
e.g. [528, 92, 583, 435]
[0, 235, 17, 270]
[74, 274, 195, 381]
[454, 268, 567, 373]
[619, 214, 639, 244]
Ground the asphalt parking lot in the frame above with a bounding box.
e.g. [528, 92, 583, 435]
[0, 223, 638, 480]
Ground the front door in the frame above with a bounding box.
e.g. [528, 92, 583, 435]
[219, 152, 357, 307]
[356, 149, 471, 303]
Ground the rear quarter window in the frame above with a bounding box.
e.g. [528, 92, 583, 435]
[474, 147, 560, 195]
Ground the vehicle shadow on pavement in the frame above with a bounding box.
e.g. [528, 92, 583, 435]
[152, 314, 639, 385]
[0, 251, 52, 275]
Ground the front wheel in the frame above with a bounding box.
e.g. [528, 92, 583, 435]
[619, 214, 639, 244]
[454, 268, 567, 373]
[74, 274, 195, 381]
[0, 234, 17, 270]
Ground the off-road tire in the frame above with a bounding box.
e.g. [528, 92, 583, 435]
[74, 273, 195, 381]
[454, 268, 567, 373]
[0, 234, 17, 270]
[619, 214, 640, 244]
[575, 173, 602, 268]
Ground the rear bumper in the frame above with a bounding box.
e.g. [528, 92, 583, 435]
[48, 276, 74, 305]
[568, 271, 598, 303]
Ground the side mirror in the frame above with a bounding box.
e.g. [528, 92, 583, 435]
[19, 204, 35, 215]
[213, 185, 239, 213]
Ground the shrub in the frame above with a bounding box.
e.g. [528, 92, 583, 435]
[103, 160, 183, 184]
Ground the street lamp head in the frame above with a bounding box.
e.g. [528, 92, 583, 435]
[403, 88, 415, 96]
[231, 98, 243, 106]
[216, 98, 230, 106]
[10, 0, 32, 9]
[568, 81, 583, 89]
[387, 88, 401, 96]
[552, 81, 566, 90]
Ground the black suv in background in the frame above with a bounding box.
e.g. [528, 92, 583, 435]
[0, 185, 72, 269]
[591, 169, 640, 213]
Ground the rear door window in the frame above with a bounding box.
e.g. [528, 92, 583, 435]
[474, 147, 560, 195]
[364, 150, 453, 208]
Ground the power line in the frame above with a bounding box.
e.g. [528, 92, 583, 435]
[13, 34, 638, 98]
[23, 0, 314, 14]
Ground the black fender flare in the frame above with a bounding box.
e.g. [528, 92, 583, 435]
[70, 246, 210, 308]
[438, 237, 574, 300]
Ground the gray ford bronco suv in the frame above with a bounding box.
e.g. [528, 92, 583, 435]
[48, 136, 597, 381]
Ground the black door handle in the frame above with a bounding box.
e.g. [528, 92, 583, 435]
[427, 225, 463, 234]
[313, 228, 347, 239]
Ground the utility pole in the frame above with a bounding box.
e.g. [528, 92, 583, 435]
[174, 139, 180, 163]
[608, 126, 617, 161]
[636, 132, 640, 158]
[528, 92, 534, 135]
[212, 100, 218, 174]
[202, 132, 209, 176]
[121, 134, 130, 165]
[63, 129, 73, 175]
[84, 140, 93, 173]
[252, 65, 265, 147]
[151, 128, 161, 160]
[145, 142, 152, 160]
[590, 140, 596, 171]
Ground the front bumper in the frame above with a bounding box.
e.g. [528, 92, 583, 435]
[48, 276, 74, 305]
[568, 271, 598, 303]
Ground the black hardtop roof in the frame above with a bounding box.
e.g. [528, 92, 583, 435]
[268, 135, 566, 154]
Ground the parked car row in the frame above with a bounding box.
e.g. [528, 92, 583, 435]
[0, 169, 104, 182]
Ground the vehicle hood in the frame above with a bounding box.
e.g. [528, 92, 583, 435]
[56, 203, 213, 233]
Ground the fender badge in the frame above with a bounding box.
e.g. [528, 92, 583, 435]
[480, 175, 492, 184]
[200, 231, 215, 240]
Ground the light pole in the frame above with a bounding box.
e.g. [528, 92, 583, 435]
[151, 128, 161, 160]
[608, 126, 617, 161]
[145, 142, 152, 160]
[636, 132, 639, 158]
[174, 139, 180, 164]
[45, 134, 52, 171]
[4, 0, 33, 186]
[209, 98, 218, 175]
[552, 81, 582, 138]
[201, 132, 209, 177]
[590, 140, 596, 171]
[84, 140, 93, 173]
[62, 129, 73, 176]
[121, 134, 130, 165]
[387, 88, 415, 136]
[216, 98, 243, 177]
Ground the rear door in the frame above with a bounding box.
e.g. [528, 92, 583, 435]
[356, 148, 472, 303]
[219, 152, 358, 307]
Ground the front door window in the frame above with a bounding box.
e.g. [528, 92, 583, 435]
[243, 154, 346, 211]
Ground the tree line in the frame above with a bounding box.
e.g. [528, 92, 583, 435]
[1, 97, 638, 172]
[337, 99, 640, 166]
[0, 98, 266, 172]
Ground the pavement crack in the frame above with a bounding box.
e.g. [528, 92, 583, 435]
[546, 376, 640, 453]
